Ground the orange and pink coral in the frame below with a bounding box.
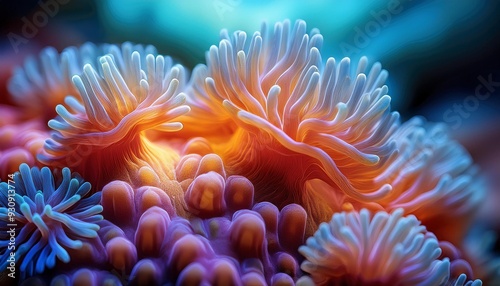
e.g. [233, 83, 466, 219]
[0, 19, 496, 285]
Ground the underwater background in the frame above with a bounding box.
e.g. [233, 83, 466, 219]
[0, 0, 499, 285]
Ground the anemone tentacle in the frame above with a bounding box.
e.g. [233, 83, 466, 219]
[182, 20, 400, 231]
[8, 42, 157, 121]
[0, 164, 102, 278]
[373, 116, 485, 244]
[39, 45, 190, 195]
[299, 208, 452, 286]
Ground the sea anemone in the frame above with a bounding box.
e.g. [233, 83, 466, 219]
[7, 42, 157, 122]
[299, 208, 451, 285]
[1, 18, 496, 285]
[38, 45, 191, 193]
[184, 20, 399, 230]
[373, 116, 484, 244]
[0, 164, 102, 278]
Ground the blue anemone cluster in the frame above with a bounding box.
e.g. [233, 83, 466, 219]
[0, 163, 102, 277]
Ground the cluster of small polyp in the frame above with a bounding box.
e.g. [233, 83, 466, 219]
[0, 19, 495, 285]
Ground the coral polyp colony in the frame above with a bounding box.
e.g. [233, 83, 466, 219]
[185, 21, 397, 209]
[0, 20, 497, 285]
